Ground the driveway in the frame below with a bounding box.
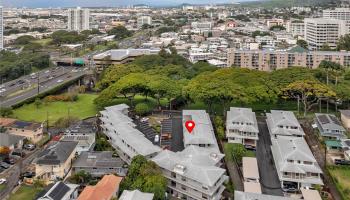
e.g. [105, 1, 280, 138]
[256, 118, 284, 196]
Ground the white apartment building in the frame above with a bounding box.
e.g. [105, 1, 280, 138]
[271, 136, 323, 189]
[286, 21, 305, 37]
[0, 6, 3, 50]
[152, 146, 228, 200]
[323, 8, 350, 20]
[226, 107, 259, 148]
[304, 18, 348, 50]
[266, 110, 305, 138]
[67, 7, 90, 31]
[99, 104, 161, 164]
[137, 16, 152, 28]
[182, 110, 219, 152]
[191, 21, 213, 32]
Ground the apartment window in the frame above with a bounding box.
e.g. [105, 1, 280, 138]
[171, 172, 176, 178]
[202, 194, 208, 199]
[181, 176, 186, 182]
[287, 159, 293, 163]
[202, 186, 208, 190]
[304, 161, 312, 165]
[181, 185, 186, 191]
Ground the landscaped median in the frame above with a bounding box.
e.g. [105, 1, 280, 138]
[327, 165, 350, 200]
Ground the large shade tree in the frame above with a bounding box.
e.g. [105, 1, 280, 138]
[282, 80, 336, 116]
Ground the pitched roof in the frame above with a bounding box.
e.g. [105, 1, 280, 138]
[73, 151, 124, 168]
[226, 107, 259, 133]
[119, 190, 154, 200]
[77, 175, 123, 200]
[182, 110, 219, 152]
[315, 113, 346, 132]
[340, 110, 350, 118]
[100, 104, 161, 157]
[266, 110, 305, 136]
[0, 118, 42, 131]
[38, 181, 78, 200]
[152, 146, 226, 187]
[271, 136, 323, 180]
[36, 141, 78, 165]
[0, 133, 24, 147]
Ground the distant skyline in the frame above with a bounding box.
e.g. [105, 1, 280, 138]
[2, 0, 256, 8]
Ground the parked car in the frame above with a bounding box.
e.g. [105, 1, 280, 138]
[0, 178, 6, 184]
[21, 171, 36, 179]
[161, 133, 172, 140]
[140, 117, 149, 122]
[154, 135, 160, 143]
[244, 144, 256, 151]
[0, 162, 11, 169]
[24, 144, 36, 151]
[11, 151, 26, 158]
[3, 157, 15, 165]
[335, 159, 350, 165]
[282, 187, 298, 193]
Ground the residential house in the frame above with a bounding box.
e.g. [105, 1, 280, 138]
[77, 174, 123, 200]
[152, 145, 228, 200]
[340, 110, 350, 130]
[35, 141, 78, 182]
[271, 136, 323, 189]
[226, 107, 259, 148]
[234, 191, 294, 200]
[72, 151, 127, 177]
[266, 110, 305, 138]
[61, 121, 96, 155]
[37, 181, 79, 200]
[182, 110, 220, 152]
[99, 104, 161, 164]
[0, 132, 24, 151]
[315, 113, 346, 140]
[340, 139, 350, 160]
[0, 118, 43, 143]
[119, 190, 154, 200]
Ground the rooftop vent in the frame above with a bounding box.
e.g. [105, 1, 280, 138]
[174, 164, 186, 174]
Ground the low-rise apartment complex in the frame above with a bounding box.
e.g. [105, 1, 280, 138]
[266, 110, 305, 138]
[227, 48, 350, 71]
[226, 107, 259, 148]
[99, 104, 161, 164]
[182, 110, 219, 152]
[271, 136, 323, 189]
[152, 145, 228, 200]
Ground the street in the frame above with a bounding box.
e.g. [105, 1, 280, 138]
[0, 149, 43, 199]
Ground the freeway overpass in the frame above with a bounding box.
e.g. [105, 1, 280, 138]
[0, 67, 89, 108]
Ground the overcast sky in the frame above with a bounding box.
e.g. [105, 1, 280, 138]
[3, 0, 253, 8]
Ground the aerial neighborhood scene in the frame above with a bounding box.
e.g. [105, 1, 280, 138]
[2, 0, 350, 199]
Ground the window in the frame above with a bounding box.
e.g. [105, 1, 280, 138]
[181, 185, 186, 191]
[181, 177, 186, 182]
[171, 172, 176, 178]
[202, 194, 208, 199]
[202, 186, 208, 190]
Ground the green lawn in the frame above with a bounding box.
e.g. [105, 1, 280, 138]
[0, 184, 5, 192]
[8, 185, 43, 200]
[13, 94, 98, 123]
[32, 38, 53, 47]
[328, 166, 350, 199]
[223, 143, 256, 163]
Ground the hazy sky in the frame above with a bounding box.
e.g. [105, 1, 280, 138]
[3, 0, 252, 7]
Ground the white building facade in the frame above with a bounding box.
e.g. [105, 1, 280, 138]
[0, 6, 3, 50]
[67, 7, 90, 31]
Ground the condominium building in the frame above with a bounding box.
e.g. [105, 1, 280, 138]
[182, 110, 219, 152]
[152, 145, 228, 200]
[271, 136, 323, 189]
[323, 8, 350, 20]
[137, 16, 152, 28]
[286, 20, 305, 37]
[266, 110, 305, 138]
[304, 18, 348, 50]
[99, 104, 161, 164]
[226, 107, 259, 148]
[227, 48, 350, 71]
[68, 7, 90, 31]
[0, 6, 3, 50]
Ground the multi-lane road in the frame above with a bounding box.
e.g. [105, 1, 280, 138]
[0, 66, 87, 107]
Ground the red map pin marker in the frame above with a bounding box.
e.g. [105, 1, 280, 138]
[185, 120, 195, 133]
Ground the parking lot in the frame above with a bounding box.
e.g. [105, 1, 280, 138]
[256, 118, 284, 196]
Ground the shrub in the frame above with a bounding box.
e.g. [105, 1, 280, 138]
[135, 103, 151, 116]
[44, 93, 78, 102]
[53, 116, 79, 128]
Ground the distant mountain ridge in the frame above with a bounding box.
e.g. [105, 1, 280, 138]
[242, 0, 338, 7]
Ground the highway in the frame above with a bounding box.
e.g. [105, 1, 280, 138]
[0, 66, 87, 108]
